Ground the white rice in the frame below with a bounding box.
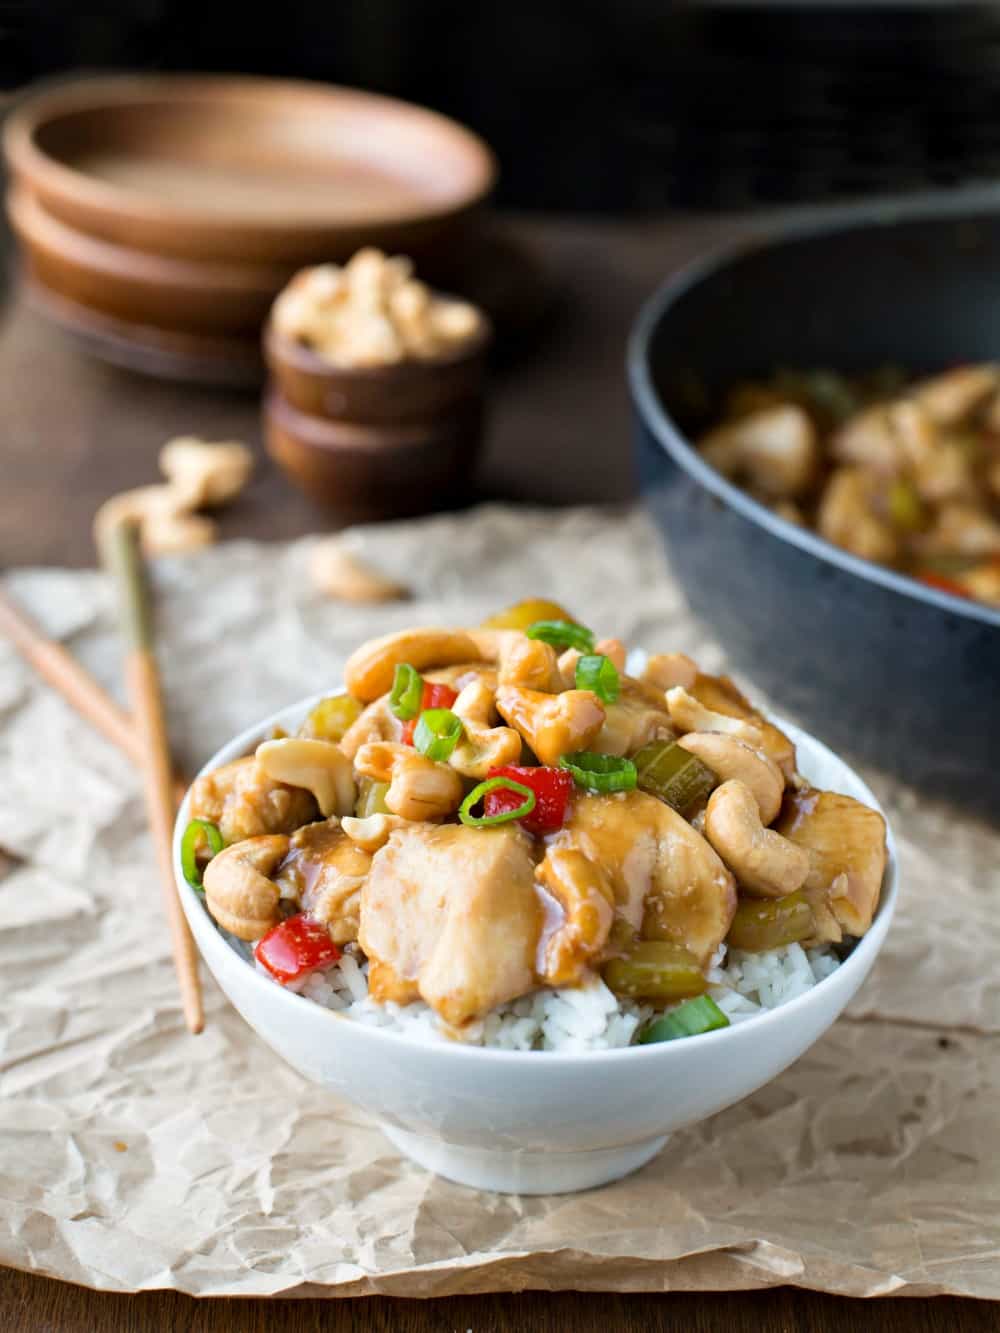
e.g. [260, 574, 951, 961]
[233, 933, 843, 1051]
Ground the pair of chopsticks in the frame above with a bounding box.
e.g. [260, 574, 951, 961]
[0, 522, 204, 1033]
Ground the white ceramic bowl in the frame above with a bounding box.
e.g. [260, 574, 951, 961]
[174, 697, 898, 1195]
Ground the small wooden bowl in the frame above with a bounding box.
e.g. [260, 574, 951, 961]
[5, 75, 497, 266]
[264, 387, 485, 517]
[8, 186, 291, 335]
[263, 314, 491, 426]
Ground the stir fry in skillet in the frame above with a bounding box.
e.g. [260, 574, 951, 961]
[182, 601, 887, 1048]
[698, 364, 1000, 606]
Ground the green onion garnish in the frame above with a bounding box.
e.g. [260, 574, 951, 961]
[413, 708, 463, 762]
[525, 620, 595, 653]
[180, 818, 224, 891]
[559, 751, 637, 793]
[575, 653, 620, 703]
[639, 995, 730, 1045]
[459, 776, 536, 828]
[389, 662, 423, 720]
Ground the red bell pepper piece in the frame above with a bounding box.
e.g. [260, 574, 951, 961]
[485, 764, 574, 835]
[916, 571, 970, 599]
[254, 914, 341, 985]
[402, 682, 459, 745]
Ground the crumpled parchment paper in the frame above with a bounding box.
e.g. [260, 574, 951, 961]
[1, 504, 998, 1300]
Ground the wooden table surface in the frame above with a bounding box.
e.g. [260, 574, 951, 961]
[1, 214, 988, 1329]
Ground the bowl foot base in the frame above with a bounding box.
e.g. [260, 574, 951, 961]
[380, 1125, 669, 1194]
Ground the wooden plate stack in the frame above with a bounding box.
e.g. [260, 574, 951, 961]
[3, 75, 497, 385]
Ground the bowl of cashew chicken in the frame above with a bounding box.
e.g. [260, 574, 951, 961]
[630, 200, 1000, 814]
[174, 599, 897, 1193]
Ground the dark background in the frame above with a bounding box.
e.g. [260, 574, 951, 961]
[6, 2, 1000, 211]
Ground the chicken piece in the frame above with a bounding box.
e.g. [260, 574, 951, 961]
[593, 676, 675, 757]
[535, 847, 615, 986]
[548, 791, 736, 967]
[498, 634, 563, 692]
[495, 685, 605, 766]
[914, 503, 1000, 559]
[699, 404, 819, 499]
[359, 824, 542, 1028]
[830, 399, 936, 476]
[911, 364, 999, 426]
[189, 756, 318, 845]
[817, 467, 900, 565]
[773, 787, 887, 937]
[689, 672, 797, 778]
[273, 818, 372, 944]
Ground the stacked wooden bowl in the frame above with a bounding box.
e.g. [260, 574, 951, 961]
[3, 75, 497, 385]
[263, 308, 492, 519]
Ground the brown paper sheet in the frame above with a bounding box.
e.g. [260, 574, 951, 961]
[1, 505, 998, 1300]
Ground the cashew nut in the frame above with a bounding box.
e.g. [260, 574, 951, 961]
[158, 437, 254, 508]
[449, 680, 523, 778]
[536, 847, 615, 986]
[704, 780, 809, 898]
[595, 637, 627, 672]
[308, 538, 407, 604]
[141, 511, 218, 556]
[94, 485, 217, 558]
[699, 403, 818, 499]
[666, 687, 766, 745]
[678, 732, 784, 824]
[94, 436, 251, 559]
[344, 628, 491, 701]
[495, 685, 605, 767]
[354, 741, 464, 820]
[498, 634, 563, 692]
[203, 835, 289, 940]
[341, 812, 410, 851]
[255, 738, 356, 817]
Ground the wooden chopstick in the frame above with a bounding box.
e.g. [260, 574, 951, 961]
[0, 585, 143, 767]
[104, 520, 204, 1035]
[0, 584, 188, 804]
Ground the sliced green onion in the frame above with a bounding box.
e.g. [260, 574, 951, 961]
[389, 663, 423, 721]
[575, 653, 620, 703]
[459, 776, 536, 828]
[413, 707, 463, 762]
[559, 750, 637, 793]
[639, 995, 729, 1044]
[525, 620, 595, 653]
[634, 740, 717, 817]
[181, 818, 224, 891]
